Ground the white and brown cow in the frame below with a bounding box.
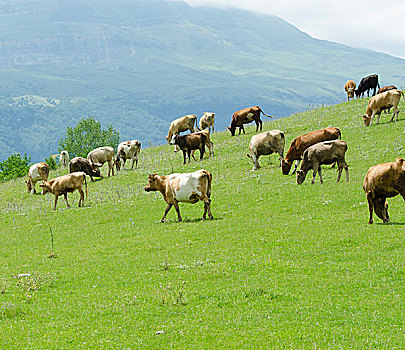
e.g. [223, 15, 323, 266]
[59, 150, 69, 168]
[296, 139, 349, 185]
[362, 89, 403, 126]
[344, 80, 356, 102]
[198, 112, 215, 133]
[144, 169, 213, 222]
[87, 146, 115, 177]
[247, 130, 285, 171]
[25, 162, 50, 194]
[363, 158, 405, 224]
[115, 140, 141, 171]
[39, 172, 87, 210]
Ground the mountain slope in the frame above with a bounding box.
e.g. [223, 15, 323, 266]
[0, 0, 405, 161]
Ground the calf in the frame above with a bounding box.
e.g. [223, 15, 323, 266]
[144, 169, 213, 222]
[246, 130, 285, 171]
[115, 140, 141, 171]
[59, 150, 69, 168]
[344, 80, 356, 102]
[228, 106, 274, 136]
[39, 172, 87, 210]
[170, 132, 210, 164]
[87, 146, 115, 177]
[25, 162, 50, 194]
[362, 89, 403, 126]
[198, 112, 215, 133]
[363, 158, 405, 224]
[69, 157, 102, 181]
[296, 140, 349, 185]
[355, 74, 380, 98]
[281, 127, 341, 175]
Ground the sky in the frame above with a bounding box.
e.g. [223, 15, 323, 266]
[183, 0, 405, 59]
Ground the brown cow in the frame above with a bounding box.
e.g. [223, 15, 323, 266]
[296, 140, 349, 185]
[281, 127, 341, 175]
[166, 115, 197, 143]
[228, 106, 274, 136]
[25, 162, 50, 194]
[170, 131, 213, 164]
[144, 169, 213, 222]
[363, 158, 405, 224]
[69, 157, 102, 182]
[344, 80, 356, 102]
[362, 89, 403, 126]
[377, 85, 397, 94]
[39, 172, 87, 210]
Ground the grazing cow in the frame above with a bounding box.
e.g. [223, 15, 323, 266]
[39, 172, 87, 210]
[377, 85, 397, 94]
[170, 131, 213, 164]
[228, 106, 274, 136]
[281, 127, 341, 175]
[198, 112, 215, 133]
[344, 80, 356, 102]
[246, 130, 285, 171]
[115, 140, 141, 171]
[25, 162, 50, 194]
[363, 158, 405, 224]
[69, 157, 102, 182]
[59, 150, 69, 168]
[355, 74, 380, 98]
[362, 89, 403, 126]
[165, 115, 197, 143]
[87, 146, 115, 177]
[296, 140, 349, 185]
[144, 169, 213, 222]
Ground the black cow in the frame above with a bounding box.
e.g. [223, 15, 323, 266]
[355, 74, 380, 98]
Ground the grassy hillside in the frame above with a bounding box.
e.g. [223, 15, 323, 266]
[1, 96, 405, 348]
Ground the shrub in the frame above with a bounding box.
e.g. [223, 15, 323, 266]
[0, 153, 31, 182]
[45, 156, 57, 170]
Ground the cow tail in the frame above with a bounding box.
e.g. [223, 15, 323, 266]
[84, 174, 88, 198]
[337, 128, 342, 139]
[259, 107, 274, 118]
[203, 170, 212, 198]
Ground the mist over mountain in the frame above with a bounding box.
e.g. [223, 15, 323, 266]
[1, 0, 404, 161]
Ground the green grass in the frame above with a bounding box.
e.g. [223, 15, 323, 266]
[1, 96, 405, 349]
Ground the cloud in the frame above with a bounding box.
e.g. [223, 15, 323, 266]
[183, 0, 405, 58]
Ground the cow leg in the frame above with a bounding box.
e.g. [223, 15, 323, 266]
[390, 107, 399, 123]
[160, 203, 173, 223]
[173, 201, 182, 222]
[202, 197, 213, 220]
[183, 151, 187, 164]
[199, 146, 205, 161]
[317, 166, 324, 184]
[187, 150, 192, 163]
[344, 163, 349, 182]
[259, 120, 263, 131]
[53, 196, 59, 211]
[79, 189, 84, 207]
[64, 193, 70, 208]
[374, 112, 381, 125]
[366, 192, 374, 224]
[336, 165, 343, 182]
[291, 160, 300, 175]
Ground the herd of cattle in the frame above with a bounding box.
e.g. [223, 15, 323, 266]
[23, 75, 404, 224]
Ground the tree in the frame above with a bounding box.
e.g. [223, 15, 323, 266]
[58, 117, 120, 158]
[0, 153, 31, 182]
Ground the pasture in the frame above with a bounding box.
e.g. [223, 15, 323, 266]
[1, 96, 405, 349]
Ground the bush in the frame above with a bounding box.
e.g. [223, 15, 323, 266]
[45, 156, 57, 170]
[0, 153, 31, 182]
[58, 117, 120, 158]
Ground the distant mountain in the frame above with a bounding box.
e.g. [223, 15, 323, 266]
[1, 0, 404, 161]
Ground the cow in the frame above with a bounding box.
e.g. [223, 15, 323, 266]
[165, 114, 197, 144]
[281, 127, 341, 175]
[246, 130, 285, 171]
[363, 158, 405, 224]
[228, 106, 274, 136]
[190, 129, 214, 160]
[355, 74, 380, 98]
[198, 112, 215, 133]
[87, 146, 115, 177]
[59, 150, 69, 168]
[296, 140, 349, 185]
[69, 157, 102, 182]
[362, 89, 403, 126]
[170, 131, 213, 164]
[144, 169, 213, 222]
[344, 80, 356, 102]
[377, 85, 398, 94]
[39, 172, 87, 210]
[25, 162, 49, 194]
[115, 140, 141, 171]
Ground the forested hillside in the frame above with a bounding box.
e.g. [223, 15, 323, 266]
[1, 0, 405, 161]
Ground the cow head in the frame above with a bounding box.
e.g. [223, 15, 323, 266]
[281, 159, 292, 175]
[170, 135, 178, 145]
[228, 126, 236, 136]
[39, 181, 53, 195]
[115, 155, 122, 171]
[144, 173, 160, 192]
[347, 88, 354, 98]
[362, 114, 371, 127]
[296, 170, 306, 185]
[355, 89, 362, 98]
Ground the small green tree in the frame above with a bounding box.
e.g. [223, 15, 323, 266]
[0, 153, 31, 182]
[58, 117, 120, 158]
[45, 156, 57, 170]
